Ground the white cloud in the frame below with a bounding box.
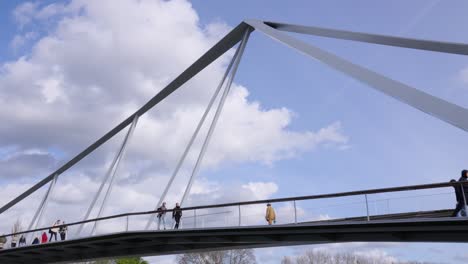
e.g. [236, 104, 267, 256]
[1, 0, 348, 174]
[12, 2, 39, 28]
[13, 1, 70, 28]
[0, 148, 57, 179]
[241, 182, 278, 200]
[10, 31, 38, 52]
[0, 1, 349, 260]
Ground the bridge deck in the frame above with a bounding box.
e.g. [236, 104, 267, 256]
[1, 216, 466, 264]
[319, 209, 453, 223]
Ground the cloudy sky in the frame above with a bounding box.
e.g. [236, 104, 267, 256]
[1, 0, 468, 263]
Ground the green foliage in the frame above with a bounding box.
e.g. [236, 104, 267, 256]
[115, 257, 149, 264]
[90, 257, 149, 264]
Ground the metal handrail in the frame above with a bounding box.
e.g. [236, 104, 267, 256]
[2, 180, 466, 239]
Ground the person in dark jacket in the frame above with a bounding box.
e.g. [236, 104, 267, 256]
[32, 236, 40, 245]
[19, 235, 26, 246]
[459, 170, 468, 198]
[172, 203, 182, 229]
[451, 179, 465, 217]
[59, 222, 68, 241]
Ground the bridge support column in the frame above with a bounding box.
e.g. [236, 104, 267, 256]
[238, 205, 241, 226]
[181, 28, 252, 207]
[293, 200, 297, 224]
[126, 215, 129, 232]
[92, 115, 139, 235]
[194, 209, 197, 228]
[145, 27, 252, 230]
[27, 174, 58, 241]
[365, 194, 370, 221]
[77, 115, 139, 236]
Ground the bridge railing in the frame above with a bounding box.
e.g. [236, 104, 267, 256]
[1, 180, 466, 248]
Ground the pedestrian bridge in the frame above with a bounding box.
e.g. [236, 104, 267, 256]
[0, 216, 467, 263]
[1, 19, 468, 263]
[0, 181, 467, 263]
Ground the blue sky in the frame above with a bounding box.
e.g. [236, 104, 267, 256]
[188, 0, 468, 189]
[1, 0, 468, 263]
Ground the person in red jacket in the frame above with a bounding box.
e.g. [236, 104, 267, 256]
[41, 232, 48, 243]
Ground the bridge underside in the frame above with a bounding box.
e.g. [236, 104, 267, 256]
[1, 217, 467, 264]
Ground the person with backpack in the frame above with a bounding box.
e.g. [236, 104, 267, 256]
[172, 203, 182, 229]
[59, 221, 68, 241]
[156, 202, 167, 230]
[265, 203, 276, 225]
[48, 220, 60, 242]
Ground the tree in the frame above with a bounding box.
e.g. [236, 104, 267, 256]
[89, 257, 149, 264]
[177, 249, 256, 264]
[283, 249, 433, 264]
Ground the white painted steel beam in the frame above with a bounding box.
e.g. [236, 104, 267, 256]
[245, 20, 468, 133]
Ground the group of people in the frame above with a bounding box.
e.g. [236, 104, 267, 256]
[154, 202, 277, 230]
[155, 202, 183, 230]
[451, 170, 468, 217]
[0, 220, 68, 250]
[0, 234, 26, 249]
[29, 220, 68, 245]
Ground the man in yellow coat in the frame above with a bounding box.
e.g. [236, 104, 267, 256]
[265, 203, 276, 225]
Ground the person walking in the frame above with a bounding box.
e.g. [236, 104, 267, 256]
[19, 235, 26, 246]
[459, 170, 468, 201]
[173, 203, 182, 229]
[265, 203, 276, 225]
[49, 220, 60, 242]
[41, 232, 48, 243]
[454, 170, 468, 217]
[156, 202, 167, 230]
[59, 221, 68, 241]
[451, 179, 465, 217]
[0, 236, 6, 249]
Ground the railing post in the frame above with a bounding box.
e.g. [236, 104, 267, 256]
[194, 209, 197, 228]
[293, 200, 297, 224]
[126, 215, 129, 231]
[238, 205, 241, 226]
[461, 183, 467, 217]
[365, 194, 370, 221]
